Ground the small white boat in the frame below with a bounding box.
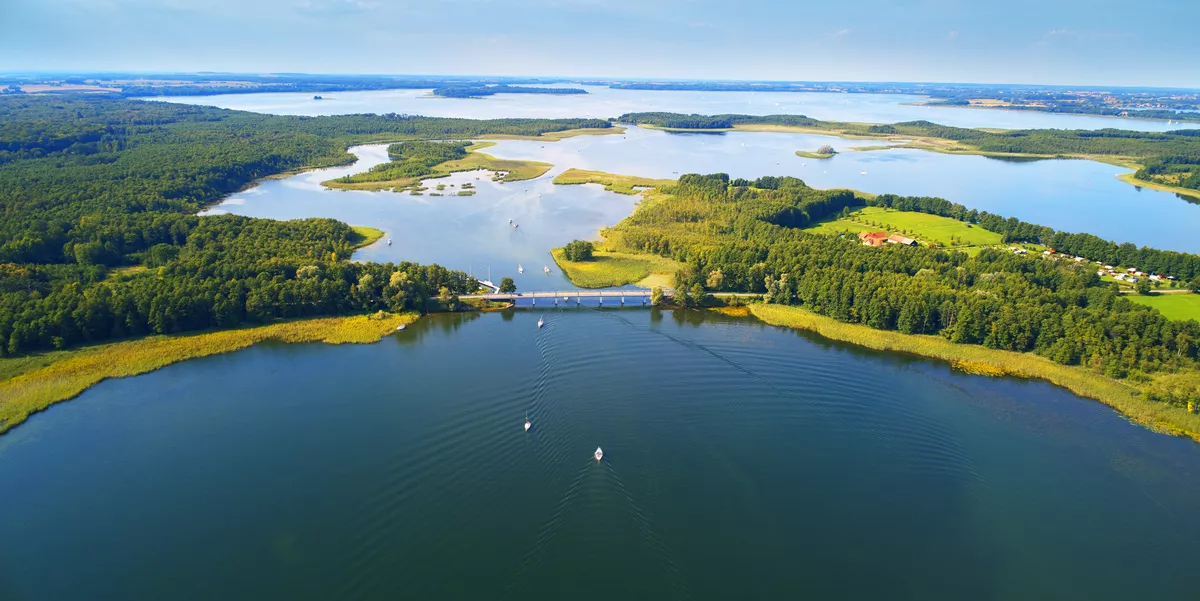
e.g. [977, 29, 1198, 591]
[860, 170, 868, 175]
[537, 316, 544, 329]
[543, 265, 551, 274]
[525, 413, 531, 432]
[518, 264, 524, 274]
[396, 324, 406, 331]
[594, 447, 603, 461]
[387, 238, 392, 245]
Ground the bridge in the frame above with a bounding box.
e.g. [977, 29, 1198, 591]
[460, 289, 759, 306]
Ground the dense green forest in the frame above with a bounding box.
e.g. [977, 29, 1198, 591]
[0, 96, 610, 356]
[333, 141, 471, 185]
[606, 173, 1200, 406]
[431, 85, 587, 98]
[617, 113, 1200, 193]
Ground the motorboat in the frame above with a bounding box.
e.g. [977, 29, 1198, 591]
[543, 265, 551, 274]
[396, 324, 406, 331]
[518, 264, 524, 273]
[525, 414, 531, 432]
[387, 238, 392, 245]
[594, 447, 603, 461]
[537, 316, 544, 329]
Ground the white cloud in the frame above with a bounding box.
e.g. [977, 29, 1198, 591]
[834, 28, 851, 36]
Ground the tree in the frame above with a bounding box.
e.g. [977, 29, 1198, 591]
[817, 144, 836, 155]
[499, 277, 516, 293]
[689, 283, 708, 307]
[562, 240, 595, 262]
[706, 269, 725, 290]
[1191, 277, 1200, 293]
[438, 286, 459, 311]
[651, 286, 664, 306]
[1136, 277, 1152, 295]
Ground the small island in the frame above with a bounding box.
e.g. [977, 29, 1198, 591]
[796, 144, 837, 159]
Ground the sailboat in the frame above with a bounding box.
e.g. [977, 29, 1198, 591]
[387, 238, 392, 245]
[543, 265, 551, 274]
[594, 447, 603, 461]
[518, 264, 524, 274]
[525, 413, 531, 432]
[537, 316, 544, 329]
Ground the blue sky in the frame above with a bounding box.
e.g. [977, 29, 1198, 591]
[1, 0, 1196, 87]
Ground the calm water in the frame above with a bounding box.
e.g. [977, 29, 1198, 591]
[206, 125, 1200, 258]
[149, 85, 1191, 132]
[2, 310, 1198, 600]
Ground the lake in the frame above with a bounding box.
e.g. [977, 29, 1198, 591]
[148, 85, 1191, 133]
[205, 124, 1200, 258]
[3, 309, 1199, 600]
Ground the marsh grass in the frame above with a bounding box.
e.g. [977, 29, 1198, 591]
[750, 304, 1200, 441]
[551, 248, 683, 288]
[0, 313, 418, 435]
[552, 169, 675, 195]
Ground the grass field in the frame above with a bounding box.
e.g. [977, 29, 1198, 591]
[551, 248, 683, 288]
[1127, 293, 1200, 322]
[324, 142, 552, 191]
[749, 304, 1200, 442]
[803, 207, 1003, 249]
[0, 312, 419, 435]
[350, 225, 385, 248]
[552, 169, 676, 195]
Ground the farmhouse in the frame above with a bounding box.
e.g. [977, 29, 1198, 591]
[887, 234, 918, 246]
[857, 231, 889, 247]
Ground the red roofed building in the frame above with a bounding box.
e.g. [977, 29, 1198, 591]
[857, 231, 889, 247]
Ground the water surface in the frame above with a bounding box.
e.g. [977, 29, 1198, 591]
[206, 126, 1200, 258]
[150, 85, 1189, 132]
[1, 310, 1197, 600]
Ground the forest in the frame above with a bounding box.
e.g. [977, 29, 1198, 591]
[605, 173, 1200, 407]
[0, 96, 610, 356]
[616, 113, 1200, 192]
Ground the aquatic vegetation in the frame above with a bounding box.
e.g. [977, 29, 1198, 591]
[0, 312, 419, 435]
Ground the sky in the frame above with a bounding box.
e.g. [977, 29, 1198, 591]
[1, 0, 1197, 87]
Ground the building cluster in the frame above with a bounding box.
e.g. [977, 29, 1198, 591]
[857, 231, 917, 247]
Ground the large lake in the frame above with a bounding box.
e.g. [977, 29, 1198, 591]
[205, 124, 1200, 258]
[3, 309, 1199, 600]
[150, 85, 1192, 132]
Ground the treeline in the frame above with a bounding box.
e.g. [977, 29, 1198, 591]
[431, 85, 587, 98]
[0, 215, 476, 356]
[616, 112, 819, 129]
[606, 173, 1200, 405]
[336, 141, 469, 184]
[0, 96, 618, 356]
[866, 194, 1200, 280]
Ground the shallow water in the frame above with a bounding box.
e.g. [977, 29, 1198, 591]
[205, 125, 1200, 259]
[1, 310, 1197, 600]
[149, 85, 1190, 132]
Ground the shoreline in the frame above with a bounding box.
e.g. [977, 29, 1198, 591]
[633, 123, 1184, 194]
[0, 312, 420, 436]
[749, 304, 1200, 442]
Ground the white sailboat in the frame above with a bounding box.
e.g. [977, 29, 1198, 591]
[387, 238, 392, 245]
[537, 316, 544, 329]
[543, 265, 551, 274]
[518, 264, 524, 274]
[594, 447, 603, 461]
[525, 413, 531, 432]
